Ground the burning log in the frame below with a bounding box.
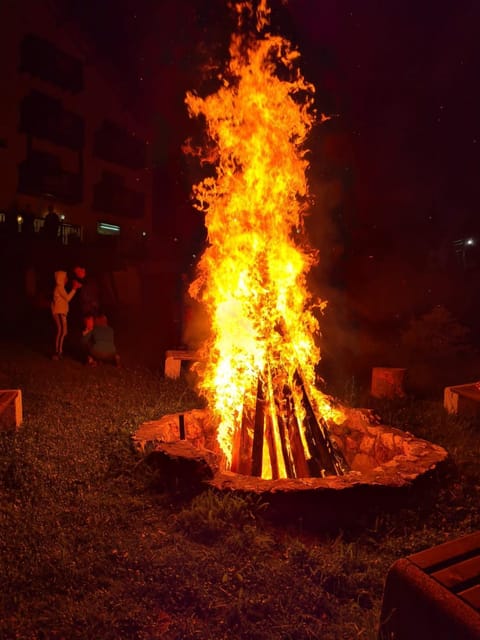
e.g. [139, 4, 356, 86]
[264, 411, 280, 479]
[230, 408, 252, 475]
[251, 378, 265, 476]
[230, 367, 348, 480]
[294, 371, 349, 477]
[274, 396, 296, 479]
[276, 383, 311, 479]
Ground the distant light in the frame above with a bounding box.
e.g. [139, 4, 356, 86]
[466, 238, 475, 246]
[60, 214, 65, 221]
[173, 237, 179, 242]
[141, 231, 147, 237]
[97, 222, 121, 236]
[17, 215, 23, 223]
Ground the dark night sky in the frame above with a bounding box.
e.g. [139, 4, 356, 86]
[58, 0, 480, 252]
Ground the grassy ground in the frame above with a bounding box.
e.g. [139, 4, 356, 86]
[0, 339, 479, 640]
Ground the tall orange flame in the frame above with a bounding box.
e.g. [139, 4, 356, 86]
[185, 0, 344, 478]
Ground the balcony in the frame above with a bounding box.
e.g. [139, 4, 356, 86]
[20, 91, 84, 151]
[18, 151, 82, 204]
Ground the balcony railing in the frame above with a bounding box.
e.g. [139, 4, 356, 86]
[0, 216, 82, 245]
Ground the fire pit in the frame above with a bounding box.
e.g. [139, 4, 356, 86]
[133, 407, 448, 528]
[135, 1, 448, 527]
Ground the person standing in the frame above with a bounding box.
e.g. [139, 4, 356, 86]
[67, 265, 101, 361]
[51, 270, 81, 360]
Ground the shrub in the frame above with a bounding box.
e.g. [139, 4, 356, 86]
[401, 305, 470, 361]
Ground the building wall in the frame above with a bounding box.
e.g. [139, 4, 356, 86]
[0, 0, 152, 247]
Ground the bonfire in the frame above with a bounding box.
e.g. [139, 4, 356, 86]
[183, 0, 347, 481]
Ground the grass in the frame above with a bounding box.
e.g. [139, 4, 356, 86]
[0, 339, 479, 639]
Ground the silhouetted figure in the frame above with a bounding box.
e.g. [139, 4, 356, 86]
[43, 204, 60, 242]
[66, 265, 101, 361]
[71, 265, 100, 318]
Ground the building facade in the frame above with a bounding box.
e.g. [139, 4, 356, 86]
[0, 0, 152, 250]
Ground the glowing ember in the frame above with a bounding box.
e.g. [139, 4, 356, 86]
[184, 0, 345, 479]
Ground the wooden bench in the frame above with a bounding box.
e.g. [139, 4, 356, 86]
[444, 382, 480, 417]
[0, 389, 23, 430]
[379, 530, 480, 639]
[164, 350, 199, 379]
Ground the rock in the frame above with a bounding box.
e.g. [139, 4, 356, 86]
[133, 409, 218, 453]
[144, 440, 220, 490]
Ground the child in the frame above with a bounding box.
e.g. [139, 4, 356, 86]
[82, 313, 121, 367]
[51, 270, 81, 360]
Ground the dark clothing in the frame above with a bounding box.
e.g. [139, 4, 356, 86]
[43, 211, 60, 241]
[68, 276, 100, 332]
[78, 280, 100, 317]
[82, 324, 117, 361]
[66, 270, 102, 362]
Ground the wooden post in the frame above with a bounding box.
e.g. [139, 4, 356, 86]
[178, 414, 185, 439]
